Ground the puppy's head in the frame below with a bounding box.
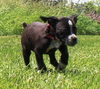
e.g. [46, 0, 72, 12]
[40, 15, 78, 46]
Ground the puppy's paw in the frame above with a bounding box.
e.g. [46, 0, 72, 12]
[57, 62, 66, 71]
[35, 67, 47, 73]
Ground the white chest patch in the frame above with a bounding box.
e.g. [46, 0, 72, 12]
[68, 20, 73, 26]
[46, 40, 62, 52]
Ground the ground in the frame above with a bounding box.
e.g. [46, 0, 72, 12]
[0, 35, 99, 89]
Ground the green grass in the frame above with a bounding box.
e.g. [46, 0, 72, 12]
[0, 0, 100, 35]
[0, 0, 76, 35]
[0, 35, 100, 89]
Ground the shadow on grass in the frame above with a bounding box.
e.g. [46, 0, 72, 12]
[41, 68, 81, 75]
[24, 65, 81, 75]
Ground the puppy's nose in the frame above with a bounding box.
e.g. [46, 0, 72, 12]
[71, 36, 77, 41]
[68, 34, 77, 41]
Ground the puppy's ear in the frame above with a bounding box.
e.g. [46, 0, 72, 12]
[40, 16, 48, 22]
[69, 15, 78, 24]
[40, 16, 58, 28]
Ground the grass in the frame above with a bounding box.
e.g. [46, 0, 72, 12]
[0, 35, 100, 89]
[0, 0, 100, 35]
[0, 0, 76, 35]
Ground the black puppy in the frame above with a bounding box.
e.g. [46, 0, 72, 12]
[21, 15, 78, 71]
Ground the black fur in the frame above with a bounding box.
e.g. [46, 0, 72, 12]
[21, 15, 78, 72]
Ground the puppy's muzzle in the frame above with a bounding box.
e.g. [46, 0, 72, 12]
[67, 34, 77, 46]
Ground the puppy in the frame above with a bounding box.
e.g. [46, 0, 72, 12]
[21, 15, 78, 71]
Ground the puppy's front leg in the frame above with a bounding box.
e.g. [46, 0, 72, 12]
[57, 45, 69, 70]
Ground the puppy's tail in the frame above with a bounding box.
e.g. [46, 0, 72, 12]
[23, 22, 27, 28]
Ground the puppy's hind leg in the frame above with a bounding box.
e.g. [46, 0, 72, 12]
[35, 51, 47, 71]
[49, 51, 58, 69]
[22, 48, 31, 67]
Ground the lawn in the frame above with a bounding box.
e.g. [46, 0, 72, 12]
[0, 35, 99, 89]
